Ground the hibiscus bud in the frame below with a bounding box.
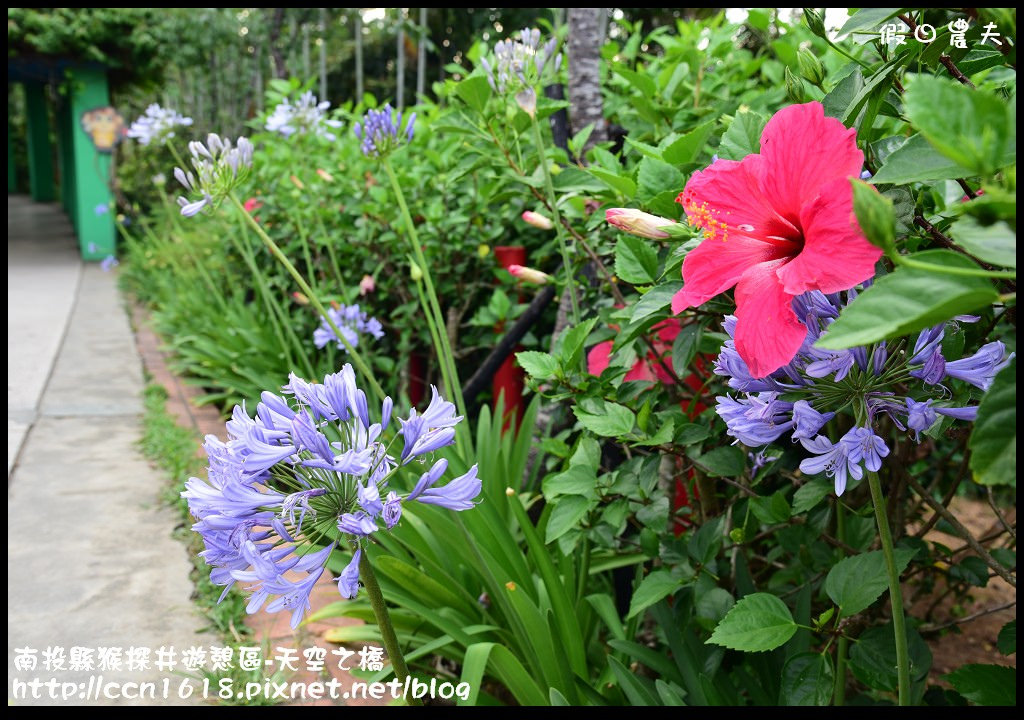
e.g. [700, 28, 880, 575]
[849, 179, 896, 254]
[606, 208, 675, 239]
[243, 197, 263, 213]
[289, 174, 305, 190]
[522, 210, 554, 230]
[797, 48, 825, 87]
[292, 291, 310, 305]
[477, 243, 491, 259]
[358, 274, 375, 296]
[802, 7, 826, 38]
[316, 168, 335, 183]
[508, 264, 553, 285]
[785, 67, 807, 103]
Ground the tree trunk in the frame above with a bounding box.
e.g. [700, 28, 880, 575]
[567, 8, 608, 153]
[319, 8, 328, 100]
[396, 8, 405, 110]
[268, 8, 288, 79]
[355, 12, 364, 100]
[415, 7, 427, 101]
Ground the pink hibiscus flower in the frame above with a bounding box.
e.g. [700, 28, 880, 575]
[588, 317, 681, 384]
[672, 102, 880, 378]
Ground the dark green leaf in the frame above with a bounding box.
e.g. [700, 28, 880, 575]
[615, 235, 660, 284]
[516, 350, 559, 380]
[675, 423, 710, 445]
[708, 593, 798, 652]
[816, 250, 999, 350]
[627, 570, 683, 619]
[969, 359, 1016, 487]
[822, 68, 864, 120]
[949, 556, 990, 587]
[545, 495, 595, 543]
[717, 110, 765, 161]
[849, 624, 932, 692]
[543, 464, 598, 498]
[688, 516, 724, 565]
[837, 8, 901, 40]
[692, 446, 746, 477]
[780, 653, 834, 706]
[750, 490, 792, 525]
[587, 166, 637, 198]
[455, 75, 492, 112]
[952, 216, 1016, 269]
[904, 75, 1014, 177]
[628, 282, 683, 326]
[637, 157, 685, 203]
[945, 664, 1016, 706]
[574, 402, 636, 437]
[872, 134, 977, 184]
[671, 324, 701, 375]
[792, 477, 833, 514]
[663, 119, 716, 165]
[997, 620, 1015, 656]
[825, 548, 916, 617]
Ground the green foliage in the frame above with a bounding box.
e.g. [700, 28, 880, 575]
[119, 6, 1016, 708]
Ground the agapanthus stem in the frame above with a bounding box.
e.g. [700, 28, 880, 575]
[380, 159, 472, 455]
[358, 550, 421, 706]
[866, 469, 912, 706]
[227, 193, 387, 403]
[834, 501, 848, 707]
[529, 112, 581, 328]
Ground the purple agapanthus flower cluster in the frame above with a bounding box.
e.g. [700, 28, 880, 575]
[714, 287, 1012, 495]
[479, 28, 562, 95]
[314, 303, 385, 352]
[127, 103, 193, 146]
[175, 133, 254, 217]
[353, 105, 415, 158]
[265, 91, 343, 141]
[182, 365, 481, 628]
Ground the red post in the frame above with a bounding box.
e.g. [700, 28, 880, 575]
[493, 246, 527, 432]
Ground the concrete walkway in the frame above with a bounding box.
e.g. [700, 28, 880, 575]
[7, 195, 207, 705]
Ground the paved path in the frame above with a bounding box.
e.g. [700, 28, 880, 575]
[7, 195, 207, 705]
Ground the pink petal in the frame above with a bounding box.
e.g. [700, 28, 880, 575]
[733, 260, 807, 378]
[777, 177, 882, 295]
[587, 341, 613, 376]
[672, 232, 793, 314]
[678, 155, 797, 243]
[758, 102, 863, 224]
[625, 360, 657, 383]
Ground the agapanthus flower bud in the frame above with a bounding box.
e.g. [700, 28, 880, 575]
[174, 134, 254, 217]
[354, 104, 415, 158]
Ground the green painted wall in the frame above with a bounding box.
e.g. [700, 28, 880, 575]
[67, 67, 115, 259]
[24, 82, 56, 202]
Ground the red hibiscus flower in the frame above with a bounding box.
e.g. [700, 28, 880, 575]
[673, 102, 880, 378]
[588, 317, 681, 384]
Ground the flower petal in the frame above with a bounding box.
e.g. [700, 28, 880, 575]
[777, 177, 881, 295]
[757, 102, 863, 224]
[732, 260, 806, 378]
[672, 232, 793, 313]
[587, 340, 613, 376]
